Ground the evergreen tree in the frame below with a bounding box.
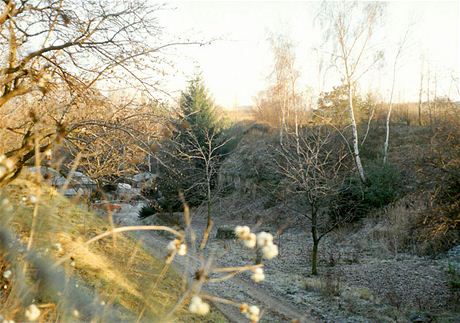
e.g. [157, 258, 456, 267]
[143, 76, 223, 218]
[179, 75, 220, 146]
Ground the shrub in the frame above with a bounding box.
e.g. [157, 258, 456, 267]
[415, 118, 460, 254]
[138, 204, 157, 219]
[332, 162, 402, 222]
[447, 263, 460, 290]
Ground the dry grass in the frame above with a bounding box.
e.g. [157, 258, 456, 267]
[0, 175, 226, 322]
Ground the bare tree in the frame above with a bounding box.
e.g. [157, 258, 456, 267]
[383, 27, 410, 164]
[0, 0, 204, 186]
[64, 96, 165, 188]
[260, 33, 302, 145]
[319, 1, 385, 184]
[274, 127, 348, 275]
[171, 127, 231, 248]
[418, 57, 425, 126]
[426, 65, 432, 127]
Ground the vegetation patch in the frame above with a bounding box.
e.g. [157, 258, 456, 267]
[0, 177, 226, 322]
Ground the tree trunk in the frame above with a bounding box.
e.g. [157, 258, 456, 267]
[427, 68, 432, 127]
[418, 70, 424, 126]
[383, 56, 398, 164]
[311, 211, 319, 275]
[280, 108, 285, 146]
[433, 74, 437, 125]
[206, 177, 212, 227]
[347, 82, 367, 184]
[311, 239, 319, 276]
[255, 247, 263, 265]
[200, 172, 213, 249]
[295, 112, 300, 154]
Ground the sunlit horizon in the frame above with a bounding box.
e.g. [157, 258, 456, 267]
[157, 1, 460, 108]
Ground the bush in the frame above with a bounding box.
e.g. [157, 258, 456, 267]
[138, 204, 157, 219]
[414, 119, 460, 254]
[447, 263, 460, 290]
[332, 162, 402, 221]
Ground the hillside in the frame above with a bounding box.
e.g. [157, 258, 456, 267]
[0, 175, 226, 322]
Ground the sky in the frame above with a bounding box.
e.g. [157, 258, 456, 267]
[156, 1, 460, 108]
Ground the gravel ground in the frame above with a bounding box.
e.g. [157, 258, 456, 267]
[111, 201, 459, 323]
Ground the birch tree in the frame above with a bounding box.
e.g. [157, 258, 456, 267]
[267, 33, 301, 146]
[383, 27, 410, 164]
[320, 1, 385, 184]
[418, 57, 425, 126]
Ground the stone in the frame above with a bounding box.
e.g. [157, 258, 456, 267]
[117, 183, 132, 192]
[64, 188, 86, 197]
[67, 171, 96, 186]
[25, 166, 66, 186]
[132, 172, 155, 183]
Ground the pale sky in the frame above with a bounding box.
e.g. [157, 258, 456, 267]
[156, 1, 460, 108]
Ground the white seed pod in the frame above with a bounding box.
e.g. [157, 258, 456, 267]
[247, 305, 260, 322]
[243, 233, 257, 248]
[251, 267, 265, 283]
[2, 270, 12, 279]
[248, 305, 260, 316]
[4, 158, 14, 170]
[243, 304, 261, 322]
[167, 239, 178, 252]
[256, 232, 273, 247]
[234, 225, 251, 239]
[196, 301, 210, 315]
[53, 243, 63, 253]
[262, 244, 278, 259]
[189, 296, 210, 315]
[25, 304, 41, 321]
[177, 243, 187, 256]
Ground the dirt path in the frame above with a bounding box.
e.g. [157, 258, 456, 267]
[113, 203, 316, 323]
